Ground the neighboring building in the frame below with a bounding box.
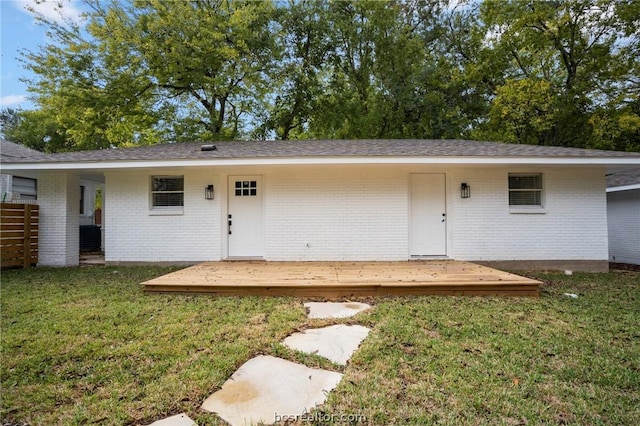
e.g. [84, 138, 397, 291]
[606, 169, 640, 265]
[1, 139, 639, 269]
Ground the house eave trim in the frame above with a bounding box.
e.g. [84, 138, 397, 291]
[2, 156, 640, 171]
[606, 183, 640, 192]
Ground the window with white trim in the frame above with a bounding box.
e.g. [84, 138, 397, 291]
[151, 176, 184, 209]
[12, 176, 37, 200]
[508, 173, 543, 207]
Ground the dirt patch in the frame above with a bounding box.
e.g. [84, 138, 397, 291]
[609, 262, 640, 272]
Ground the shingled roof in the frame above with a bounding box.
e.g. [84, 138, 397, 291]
[0, 140, 46, 161]
[2, 139, 639, 164]
[607, 168, 640, 188]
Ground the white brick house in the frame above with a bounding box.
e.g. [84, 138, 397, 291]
[606, 169, 640, 266]
[2, 139, 639, 270]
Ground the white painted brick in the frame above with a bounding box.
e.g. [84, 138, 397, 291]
[103, 165, 608, 263]
[447, 167, 608, 261]
[264, 166, 408, 260]
[38, 173, 80, 266]
[104, 170, 221, 262]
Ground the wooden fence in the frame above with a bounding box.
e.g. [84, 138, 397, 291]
[1, 203, 39, 269]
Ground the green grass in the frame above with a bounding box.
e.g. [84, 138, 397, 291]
[0, 266, 305, 425]
[1, 267, 639, 425]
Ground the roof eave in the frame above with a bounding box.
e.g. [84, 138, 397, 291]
[2, 155, 640, 171]
[607, 183, 640, 192]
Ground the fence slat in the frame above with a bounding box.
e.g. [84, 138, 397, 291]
[1, 203, 38, 269]
[23, 205, 31, 268]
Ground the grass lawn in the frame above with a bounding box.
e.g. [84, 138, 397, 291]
[1, 266, 639, 425]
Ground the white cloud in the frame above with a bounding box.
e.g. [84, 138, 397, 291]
[17, 0, 84, 25]
[0, 95, 28, 107]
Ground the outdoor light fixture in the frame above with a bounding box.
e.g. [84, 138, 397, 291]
[461, 182, 471, 198]
[205, 184, 214, 200]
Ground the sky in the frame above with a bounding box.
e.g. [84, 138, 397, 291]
[0, 0, 86, 110]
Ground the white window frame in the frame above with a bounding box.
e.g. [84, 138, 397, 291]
[508, 173, 545, 213]
[150, 175, 184, 213]
[11, 176, 37, 201]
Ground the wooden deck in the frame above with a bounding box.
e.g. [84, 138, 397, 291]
[142, 261, 541, 298]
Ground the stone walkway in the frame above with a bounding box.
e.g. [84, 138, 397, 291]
[147, 302, 371, 426]
[283, 324, 370, 365]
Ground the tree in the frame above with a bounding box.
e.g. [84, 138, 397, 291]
[476, 0, 640, 147]
[14, 0, 639, 151]
[258, 0, 332, 140]
[21, 0, 279, 150]
[0, 108, 21, 139]
[0, 108, 69, 152]
[306, 0, 467, 139]
[486, 78, 558, 144]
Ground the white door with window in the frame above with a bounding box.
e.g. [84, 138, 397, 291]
[228, 175, 264, 258]
[409, 173, 447, 256]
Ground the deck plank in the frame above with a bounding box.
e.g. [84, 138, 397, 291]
[142, 261, 540, 297]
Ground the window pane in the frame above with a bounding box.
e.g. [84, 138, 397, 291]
[152, 177, 183, 192]
[509, 191, 541, 206]
[509, 175, 542, 190]
[12, 177, 37, 197]
[153, 192, 184, 207]
[151, 176, 184, 208]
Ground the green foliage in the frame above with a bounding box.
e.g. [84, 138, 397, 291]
[477, 0, 640, 147]
[1, 108, 69, 152]
[485, 79, 558, 144]
[10, 0, 640, 151]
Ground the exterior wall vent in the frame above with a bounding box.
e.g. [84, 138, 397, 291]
[201, 144, 217, 151]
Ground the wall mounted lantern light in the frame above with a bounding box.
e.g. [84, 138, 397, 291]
[461, 182, 471, 199]
[205, 184, 214, 200]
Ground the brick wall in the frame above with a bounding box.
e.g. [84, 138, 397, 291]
[447, 167, 608, 261]
[103, 165, 608, 263]
[38, 173, 80, 266]
[264, 166, 408, 260]
[104, 169, 221, 262]
[0, 174, 11, 200]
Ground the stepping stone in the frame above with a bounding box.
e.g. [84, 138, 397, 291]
[201, 355, 342, 426]
[147, 413, 197, 426]
[283, 324, 370, 365]
[304, 302, 371, 319]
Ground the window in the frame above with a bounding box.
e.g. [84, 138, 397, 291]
[234, 180, 257, 196]
[12, 177, 37, 200]
[80, 185, 85, 214]
[508, 173, 543, 206]
[151, 176, 184, 208]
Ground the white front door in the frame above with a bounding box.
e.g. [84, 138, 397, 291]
[409, 173, 447, 256]
[228, 175, 264, 258]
